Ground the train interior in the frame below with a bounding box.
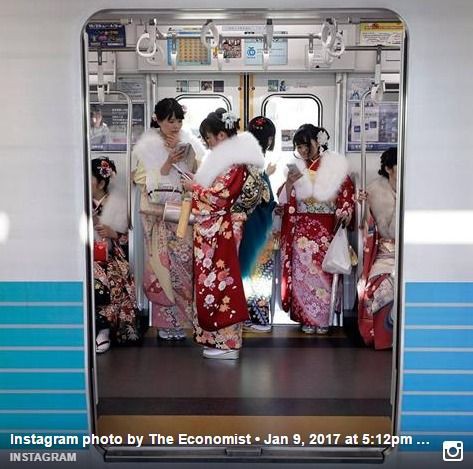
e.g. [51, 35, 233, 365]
[85, 8, 403, 456]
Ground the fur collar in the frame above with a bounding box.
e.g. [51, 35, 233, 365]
[133, 127, 206, 172]
[368, 176, 396, 240]
[194, 132, 264, 188]
[288, 150, 348, 202]
[96, 190, 127, 235]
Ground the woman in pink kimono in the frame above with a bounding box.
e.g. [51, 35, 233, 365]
[182, 110, 265, 359]
[133, 98, 205, 341]
[279, 125, 355, 334]
[357, 147, 397, 350]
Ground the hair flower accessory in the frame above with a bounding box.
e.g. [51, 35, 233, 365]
[221, 111, 239, 129]
[99, 159, 114, 179]
[316, 129, 329, 147]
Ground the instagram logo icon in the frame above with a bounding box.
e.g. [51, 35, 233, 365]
[442, 441, 463, 462]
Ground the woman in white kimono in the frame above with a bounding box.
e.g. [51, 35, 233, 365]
[133, 98, 205, 340]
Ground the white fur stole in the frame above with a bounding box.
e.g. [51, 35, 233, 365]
[96, 190, 127, 235]
[194, 132, 265, 188]
[286, 150, 348, 202]
[132, 128, 206, 192]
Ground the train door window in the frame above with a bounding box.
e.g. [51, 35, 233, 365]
[262, 94, 322, 151]
[176, 95, 231, 136]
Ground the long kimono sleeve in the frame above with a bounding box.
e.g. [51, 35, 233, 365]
[335, 175, 355, 226]
[192, 165, 246, 213]
[192, 165, 250, 331]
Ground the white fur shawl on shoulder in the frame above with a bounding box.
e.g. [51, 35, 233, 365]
[194, 132, 265, 188]
[96, 190, 127, 235]
[285, 150, 348, 202]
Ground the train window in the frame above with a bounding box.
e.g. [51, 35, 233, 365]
[176, 94, 231, 136]
[262, 94, 322, 152]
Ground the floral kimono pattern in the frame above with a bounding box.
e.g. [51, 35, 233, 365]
[358, 212, 394, 350]
[280, 159, 355, 328]
[192, 165, 249, 349]
[94, 235, 140, 344]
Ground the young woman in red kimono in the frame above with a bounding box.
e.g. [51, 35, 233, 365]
[181, 110, 265, 359]
[357, 147, 397, 350]
[279, 125, 355, 334]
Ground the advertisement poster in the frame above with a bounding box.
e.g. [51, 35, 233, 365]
[213, 39, 242, 59]
[90, 103, 145, 152]
[167, 30, 211, 66]
[86, 23, 126, 48]
[245, 35, 288, 65]
[347, 101, 398, 152]
[281, 129, 296, 151]
[360, 22, 403, 46]
[115, 76, 146, 101]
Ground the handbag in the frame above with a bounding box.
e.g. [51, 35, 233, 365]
[322, 226, 352, 275]
[163, 199, 195, 226]
[94, 240, 108, 263]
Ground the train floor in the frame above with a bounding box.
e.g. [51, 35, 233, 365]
[96, 322, 393, 441]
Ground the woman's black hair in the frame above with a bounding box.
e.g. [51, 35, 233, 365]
[199, 108, 240, 141]
[248, 116, 276, 153]
[293, 124, 330, 152]
[378, 147, 398, 178]
[91, 157, 117, 192]
[151, 98, 185, 128]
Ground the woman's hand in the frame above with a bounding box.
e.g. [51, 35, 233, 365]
[336, 212, 351, 228]
[285, 169, 302, 198]
[161, 147, 186, 175]
[181, 175, 194, 192]
[274, 204, 284, 216]
[266, 162, 277, 176]
[164, 133, 180, 149]
[96, 223, 117, 239]
[356, 189, 368, 203]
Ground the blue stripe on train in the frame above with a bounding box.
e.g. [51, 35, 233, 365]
[0, 282, 83, 303]
[0, 306, 83, 325]
[0, 329, 84, 347]
[406, 283, 473, 303]
[402, 395, 473, 412]
[403, 373, 473, 392]
[405, 329, 473, 348]
[401, 415, 473, 433]
[404, 351, 473, 370]
[0, 413, 88, 430]
[0, 351, 85, 369]
[0, 393, 87, 410]
[405, 306, 473, 326]
[0, 372, 85, 390]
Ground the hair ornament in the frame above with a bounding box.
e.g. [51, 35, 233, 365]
[316, 129, 329, 147]
[221, 111, 239, 129]
[253, 117, 267, 128]
[98, 159, 115, 179]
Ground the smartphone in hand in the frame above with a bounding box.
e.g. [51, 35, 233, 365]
[286, 163, 302, 176]
[172, 163, 193, 181]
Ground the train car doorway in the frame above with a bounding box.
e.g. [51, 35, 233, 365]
[83, 7, 405, 462]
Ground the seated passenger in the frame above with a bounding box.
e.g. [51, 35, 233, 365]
[357, 147, 397, 350]
[92, 157, 140, 353]
[90, 108, 111, 150]
[181, 109, 265, 359]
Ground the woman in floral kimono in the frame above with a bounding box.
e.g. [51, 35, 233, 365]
[133, 98, 205, 340]
[357, 147, 397, 350]
[181, 110, 265, 359]
[279, 125, 355, 334]
[240, 116, 277, 332]
[92, 158, 140, 353]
